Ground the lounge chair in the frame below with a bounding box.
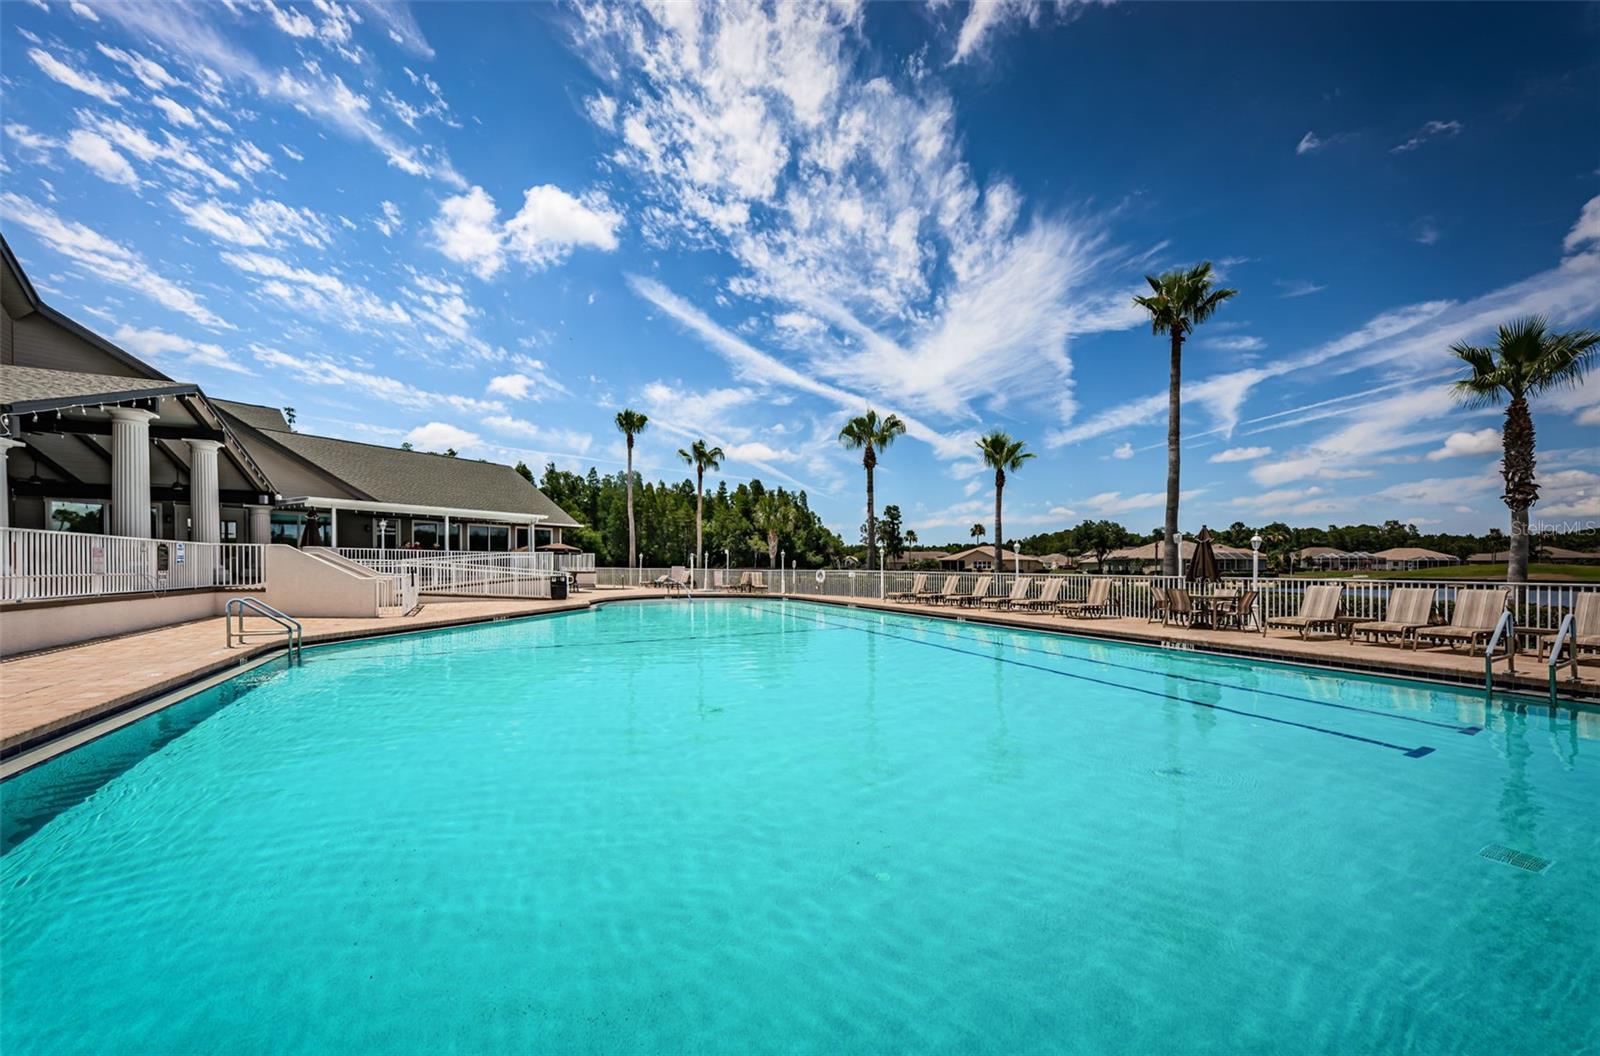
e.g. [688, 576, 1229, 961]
[887, 573, 928, 603]
[1016, 577, 1064, 612]
[980, 576, 1033, 609]
[920, 574, 959, 604]
[1541, 594, 1600, 680]
[1412, 588, 1509, 656]
[656, 565, 690, 594]
[749, 571, 769, 594]
[1350, 587, 1436, 646]
[1162, 588, 1194, 627]
[1147, 583, 1169, 623]
[1058, 578, 1113, 618]
[942, 575, 990, 607]
[1265, 584, 1343, 639]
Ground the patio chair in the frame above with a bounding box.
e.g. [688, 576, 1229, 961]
[1542, 593, 1600, 681]
[1147, 583, 1169, 624]
[749, 571, 769, 593]
[1162, 588, 1194, 627]
[1216, 590, 1260, 633]
[980, 576, 1033, 609]
[1016, 577, 1064, 612]
[1058, 577, 1113, 618]
[920, 574, 959, 604]
[954, 575, 992, 607]
[1265, 584, 1344, 639]
[1412, 588, 1509, 656]
[1350, 587, 1436, 646]
[887, 573, 928, 603]
[656, 565, 690, 594]
[938, 575, 984, 606]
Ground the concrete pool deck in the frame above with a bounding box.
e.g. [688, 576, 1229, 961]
[3, 587, 1596, 758]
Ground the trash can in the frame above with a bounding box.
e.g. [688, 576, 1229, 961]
[549, 575, 568, 600]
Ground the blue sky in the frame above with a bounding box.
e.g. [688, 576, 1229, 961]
[3, 1, 1597, 541]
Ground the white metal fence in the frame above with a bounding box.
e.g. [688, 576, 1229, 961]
[0, 526, 266, 603]
[338, 550, 554, 600]
[593, 566, 1599, 633]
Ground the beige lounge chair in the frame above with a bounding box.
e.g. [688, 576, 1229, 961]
[1412, 588, 1509, 656]
[1058, 577, 1113, 618]
[944, 575, 991, 607]
[1017, 577, 1064, 612]
[1351, 588, 1436, 646]
[887, 573, 927, 603]
[920, 574, 959, 603]
[1265, 584, 1343, 639]
[656, 565, 690, 594]
[980, 576, 1033, 609]
[1543, 594, 1600, 680]
[749, 571, 769, 593]
[1147, 583, 1169, 623]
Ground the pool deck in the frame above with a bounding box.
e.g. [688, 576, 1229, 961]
[3, 586, 1595, 758]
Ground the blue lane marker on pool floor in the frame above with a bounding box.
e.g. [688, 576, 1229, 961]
[761, 604, 1438, 759]
[777, 602, 1479, 737]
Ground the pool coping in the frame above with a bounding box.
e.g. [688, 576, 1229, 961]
[4, 589, 1593, 778]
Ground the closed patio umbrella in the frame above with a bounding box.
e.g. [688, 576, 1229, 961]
[300, 511, 323, 547]
[1187, 526, 1221, 585]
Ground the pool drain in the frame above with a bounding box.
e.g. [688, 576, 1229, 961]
[1478, 844, 1552, 873]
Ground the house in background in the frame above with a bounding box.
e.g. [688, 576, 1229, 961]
[1466, 546, 1600, 566]
[1372, 547, 1456, 571]
[939, 545, 1049, 573]
[1, 236, 580, 550]
[1294, 546, 1376, 571]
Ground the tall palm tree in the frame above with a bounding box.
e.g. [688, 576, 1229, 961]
[750, 491, 797, 568]
[614, 409, 648, 580]
[1132, 262, 1238, 576]
[970, 523, 986, 543]
[975, 430, 1034, 580]
[677, 439, 724, 576]
[838, 409, 906, 570]
[1450, 316, 1598, 582]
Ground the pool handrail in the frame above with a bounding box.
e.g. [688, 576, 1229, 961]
[226, 596, 303, 660]
[1483, 608, 1515, 702]
[1547, 613, 1577, 707]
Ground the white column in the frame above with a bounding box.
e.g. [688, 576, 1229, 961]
[108, 407, 158, 538]
[186, 439, 223, 544]
[0, 437, 26, 530]
[247, 504, 272, 544]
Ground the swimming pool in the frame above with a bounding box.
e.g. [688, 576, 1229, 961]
[3, 599, 1596, 1054]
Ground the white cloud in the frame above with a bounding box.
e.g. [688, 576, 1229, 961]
[1111, 442, 1134, 459]
[0, 192, 231, 329]
[1391, 119, 1462, 154]
[1206, 335, 1265, 352]
[1426, 428, 1500, 461]
[170, 195, 333, 249]
[28, 48, 128, 105]
[64, 130, 140, 188]
[1209, 446, 1271, 464]
[1275, 279, 1326, 299]
[404, 422, 479, 452]
[224, 251, 410, 328]
[481, 415, 594, 455]
[150, 95, 199, 129]
[112, 324, 250, 374]
[1565, 194, 1600, 254]
[1081, 488, 1206, 516]
[254, 346, 502, 414]
[69, 2, 99, 21]
[1295, 131, 1322, 155]
[94, 44, 177, 91]
[432, 184, 621, 278]
[374, 200, 402, 237]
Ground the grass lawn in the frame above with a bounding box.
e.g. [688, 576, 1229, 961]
[1292, 564, 1600, 583]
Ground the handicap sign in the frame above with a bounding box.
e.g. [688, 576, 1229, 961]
[175, 542, 186, 565]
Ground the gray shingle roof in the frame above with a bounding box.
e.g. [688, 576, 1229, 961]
[254, 426, 581, 526]
[0, 364, 196, 412]
[211, 399, 290, 432]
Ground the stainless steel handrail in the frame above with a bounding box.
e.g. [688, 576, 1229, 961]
[226, 596, 303, 659]
[1547, 613, 1577, 706]
[1484, 609, 1515, 703]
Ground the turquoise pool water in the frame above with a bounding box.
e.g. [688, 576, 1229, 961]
[3, 599, 1596, 1054]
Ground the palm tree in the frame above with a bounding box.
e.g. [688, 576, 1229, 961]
[750, 491, 797, 568]
[970, 523, 986, 543]
[838, 409, 906, 570]
[677, 439, 724, 576]
[975, 430, 1034, 580]
[614, 409, 648, 581]
[1132, 262, 1238, 576]
[1450, 316, 1598, 582]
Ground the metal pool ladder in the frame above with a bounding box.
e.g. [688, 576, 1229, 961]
[1483, 609, 1515, 704]
[226, 597, 303, 660]
[1547, 613, 1577, 707]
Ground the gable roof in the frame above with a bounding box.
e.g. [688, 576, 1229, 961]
[1372, 547, 1455, 562]
[212, 399, 290, 432]
[0, 364, 197, 413]
[243, 425, 581, 527]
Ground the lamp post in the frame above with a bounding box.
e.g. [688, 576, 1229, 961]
[1251, 532, 1263, 591]
[780, 549, 785, 594]
[1012, 541, 1020, 589]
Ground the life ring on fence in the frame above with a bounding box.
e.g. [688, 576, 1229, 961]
[815, 569, 826, 584]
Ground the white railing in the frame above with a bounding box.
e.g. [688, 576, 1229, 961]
[336, 549, 553, 599]
[592, 566, 1599, 634]
[1, 526, 266, 603]
[334, 548, 596, 574]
